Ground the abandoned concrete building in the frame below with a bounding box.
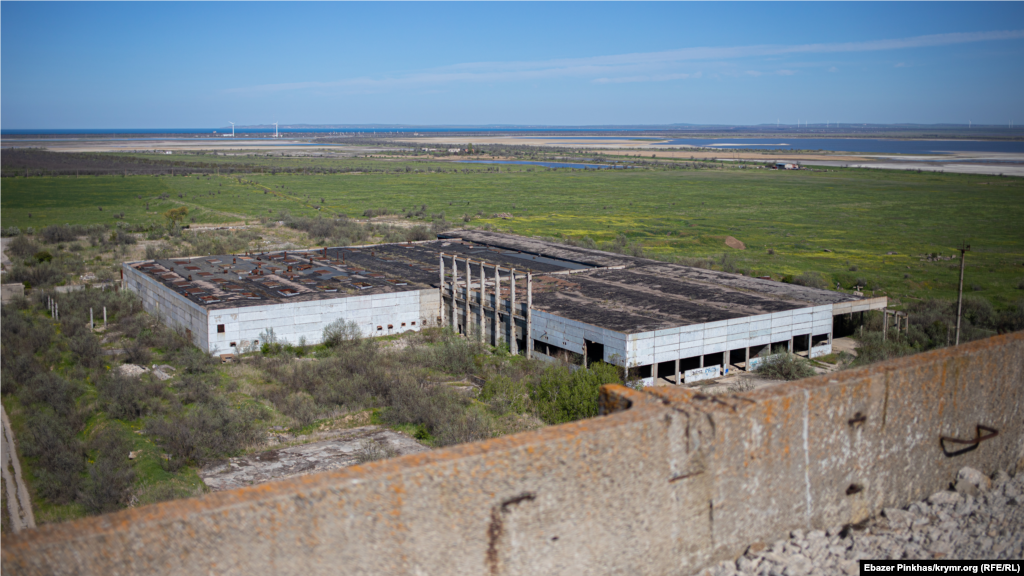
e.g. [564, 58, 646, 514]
[122, 230, 886, 385]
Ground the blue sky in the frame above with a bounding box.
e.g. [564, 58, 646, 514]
[2, 2, 1022, 128]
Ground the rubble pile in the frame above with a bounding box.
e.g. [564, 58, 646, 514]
[700, 468, 1024, 576]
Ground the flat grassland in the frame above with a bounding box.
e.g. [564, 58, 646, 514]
[3, 164, 1023, 307]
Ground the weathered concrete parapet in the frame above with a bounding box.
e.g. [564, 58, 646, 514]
[3, 333, 1023, 575]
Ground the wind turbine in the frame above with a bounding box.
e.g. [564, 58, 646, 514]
[229, 122, 235, 137]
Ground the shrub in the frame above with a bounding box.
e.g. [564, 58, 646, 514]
[145, 396, 265, 465]
[39, 224, 79, 243]
[281, 392, 319, 427]
[22, 409, 84, 504]
[7, 234, 41, 259]
[322, 319, 362, 348]
[21, 372, 83, 420]
[68, 332, 104, 368]
[755, 348, 816, 381]
[532, 362, 621, 425]
[123, 339, 152, 366]
[176, 374, 214, 405]
[792, 272, 826, 290]
[480, 375, 530, 414]
[6, 261, 65, 288]
[404, 225, 432, 242]
[431, 332, 480, 375]
[354, 438, 398, 463]
[80, 427, 136, 514]
[98, 371, 159, 421]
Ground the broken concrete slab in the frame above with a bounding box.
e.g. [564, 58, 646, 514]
[199, 426, 428, 492]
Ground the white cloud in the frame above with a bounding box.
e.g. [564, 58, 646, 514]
[227, 29, 1024, 93]
[592, 72, 700, 84]
[828, 66, 839, 73]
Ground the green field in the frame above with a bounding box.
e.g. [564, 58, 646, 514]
[3, 164, 1023, 307]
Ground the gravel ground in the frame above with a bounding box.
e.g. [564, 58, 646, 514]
[698, 467, 1024, 576]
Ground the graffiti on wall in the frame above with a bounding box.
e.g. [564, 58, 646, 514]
[809, 344, 832, 359]
[684, 365, 721, 384]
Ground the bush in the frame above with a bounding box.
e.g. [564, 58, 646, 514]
[755, 348, 816, 381]
[68, 332, 104, 368]
[145, 396, 264, 465]
[281, 392, 319, 427]
[98, 371, 162, 421]
[21, 372, 83, 420]
[354, 438, 398, 463]
[404, 225, 432, 242]
[80, 427, 136, 514]
[6, 261, 65, 288]
[7, 234, 41, 259]
[39, 224, 79, 243]
[430, 332, 480, 375]
[322, 319, 362, 348]
[22, 409, 84, 504]
[792, 272, 827, 290]
[174, 374, 211, 405]
[123, 339, 152, 366]
[480, 375, 530, 415]
[532, 362, 621, 425]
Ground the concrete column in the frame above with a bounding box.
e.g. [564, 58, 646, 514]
[744, 347, 750, 371]
[526, 273, 533, 359]
[788, 337, 794, 353]
[699, 354, 704, 368]
[510, 270, 517, 355]
[90, 308, 94, 331]
[883, 309, 889, 340]
[674, 358, 680, 385]
[724, 350, 730, 374]
[493, 265, 501, 346]
[439, 254, 445, 328]
[451, 255, 458, 331]
[103, 307, 107, 328]
[479, 261, 485, 342]
[465, 257, 471, 338]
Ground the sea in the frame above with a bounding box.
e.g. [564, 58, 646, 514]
[518, 136, 1024, 155]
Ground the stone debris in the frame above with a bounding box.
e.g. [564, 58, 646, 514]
[198, 425, 428, 492]
[698, 467, 1024, 576]
[150, 364, 175, 381]
[114, 364, 148, 378]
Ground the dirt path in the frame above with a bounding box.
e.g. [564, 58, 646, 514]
[2, 404, 36, 533]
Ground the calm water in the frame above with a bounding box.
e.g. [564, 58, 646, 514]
[456, 160, 631, 169]
[0, 128, 639, 136]
[654, 138, 1024, 155]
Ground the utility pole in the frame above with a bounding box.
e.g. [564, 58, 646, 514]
[955, 241, 971, 346]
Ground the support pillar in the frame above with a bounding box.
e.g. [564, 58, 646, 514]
[724, 350, 730, 374]
[450, 255, 458, 332]
[479, 261, 485, 342]
[526, 273, 533, 359]
[493, 265, 501, 346]
[90, 308, 94, 331]
[674, 358, 680, 385]
[788, 337, 794, 353]
[510, 269, 517, 355]
[103, 307, 107, 328]
[439, 254, 445, 328]
[699, 354, 704, 368]
[465, 257, 471, 338]
[883, 309, 889, 340]
[744, 347, 750, 371]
